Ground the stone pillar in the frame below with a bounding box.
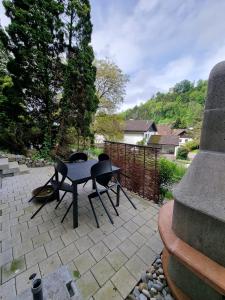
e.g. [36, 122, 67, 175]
[170, 61, 225, 300]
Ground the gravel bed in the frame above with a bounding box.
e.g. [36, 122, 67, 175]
[126, 254, 174, 300]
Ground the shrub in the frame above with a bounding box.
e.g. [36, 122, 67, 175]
[158, 157, 186, 200]
[184, 139, 199, 152]
[176, 147, 188, 160]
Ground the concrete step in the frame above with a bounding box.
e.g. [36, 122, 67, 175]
[0, 158, 9, 170]
[19, 164, 30, 174]
[2, 161, 20, 175]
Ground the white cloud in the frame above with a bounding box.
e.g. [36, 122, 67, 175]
[90, 0, 225, 110]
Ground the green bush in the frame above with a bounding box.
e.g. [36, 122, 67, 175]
[184, 139, 199, 152]
[88, 147, 103, 158]
[158, 157, 186, 199]
[176, 147, 188, 160]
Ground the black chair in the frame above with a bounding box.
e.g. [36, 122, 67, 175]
[69, 152, 88, 163]
[29, 159, 73, 219]
[98, 153, 110, 161]
[69, 152, 89, 188]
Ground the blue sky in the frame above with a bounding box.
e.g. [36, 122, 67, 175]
[1, 0, 225, 110]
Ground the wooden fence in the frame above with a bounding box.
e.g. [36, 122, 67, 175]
[104, 141, 160, 203]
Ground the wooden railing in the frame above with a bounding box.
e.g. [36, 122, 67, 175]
[104, 141, 159, 203]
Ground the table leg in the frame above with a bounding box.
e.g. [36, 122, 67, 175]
[116, 172, 121, 207]
[55, 170, 60, 202]
[73, 183, 78, 228]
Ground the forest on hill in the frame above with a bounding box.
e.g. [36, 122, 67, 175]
[121, 79, 207, 133]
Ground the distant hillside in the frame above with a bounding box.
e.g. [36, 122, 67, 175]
[121, 79, 207, 130]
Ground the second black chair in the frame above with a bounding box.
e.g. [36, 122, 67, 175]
[98, 153, 110, 161]
[69, 152, 88, 163]
[88, 160, 119, 228]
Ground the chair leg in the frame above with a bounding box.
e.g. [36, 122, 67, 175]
[55, 191, 67, 209]
[106, 190, 119, 216]
[61, 201, 73, 223]
[88, 197, 100, 228]
[30, 202, 47, 219]
[119, 185, 137, 209]
[97, 192, 114, 225]
[83, 180, 88, 188]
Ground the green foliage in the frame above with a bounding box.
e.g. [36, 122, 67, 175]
[122, 79, 207, 135]
[158, 157, 186, 199]
[95, 58, 129, 113]
[59, 0, 98, 150]
[94, 114, 124, 141]
[176, 147, 188, 160]
[183, 139, 199, 152]
[88, 147, 103, 158]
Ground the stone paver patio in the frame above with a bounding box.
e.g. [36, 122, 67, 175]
[0, 166, 163, 300]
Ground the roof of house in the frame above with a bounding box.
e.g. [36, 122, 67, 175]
[156, 125, 172, 135]
[148, 135, 179, 146]
[125, 120, 156, 132]
[172, 129, 188, 136]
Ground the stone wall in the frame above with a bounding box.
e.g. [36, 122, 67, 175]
[0, 153, 53, 168]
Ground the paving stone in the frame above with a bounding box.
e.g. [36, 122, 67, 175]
[138, 224, 155, 239]
[125, 255, 148, 280]
[2, 236, 21, 252]
[16, 264, 41, 294]
[39, 253, 62, 277]
[28, 216, 43, 228]
[0, 248, 13, 267]
[21, 226, 39, 242]
[88, 228, 106, 243]
[93, 280, 123, 300]
[106, 248, 128, 271]
[45, 237, 64, 256]
[74, 250, 96, 274]
[76, 271, 99, 300]
[25, 246, 47, 268]
[13, 239, 33, 259]
[111, 266, 136, 298]
[132, 215, 146, 226]
[10, 222, 28, 235]
[75, 223, 92, 237]
[58, 242, 79, 264]
[61, 230, 79, 246]
[75, 236, 94, 254]
[114, 227, 131, 241]
[32, 232, 51, 248]
[123, 219, 139, 233]
[129, 231, 146, 248]
[91, 258, 115, 286]
[136, 244, 156, 266]
[100, 223, 115, 235]
[0, 278, 16, 300]
[89, 241, 110, 262]
[103, 233, 121, 251]
[49, 224, 66, 239]
[119, 239, 138, 258]
[38, 220, 55, 233]
[146, 234, 163, 254]
[2, 256, 26, 283]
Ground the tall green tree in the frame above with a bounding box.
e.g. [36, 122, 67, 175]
[0, 0, 64, 152]
[95, 58, 129, 114]
[59, 0, 98, 150]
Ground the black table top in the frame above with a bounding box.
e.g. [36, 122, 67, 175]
[66, 159, 120, 184]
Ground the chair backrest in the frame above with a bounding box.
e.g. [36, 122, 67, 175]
[98, 153, 110, 161]
[69, 152, 88, 163]
[54, 158, 68, 188]
[91, 160, 113, 187]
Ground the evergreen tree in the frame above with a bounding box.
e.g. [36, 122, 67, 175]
[0, 0, 64, 152]
[59, 0, 98, 149]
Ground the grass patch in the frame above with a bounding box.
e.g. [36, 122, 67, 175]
[73, 270, 81, 279]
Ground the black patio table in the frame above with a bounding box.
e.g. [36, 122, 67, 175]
[65, 159, 120, 228]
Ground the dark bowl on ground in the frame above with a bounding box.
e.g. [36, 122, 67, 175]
[32, 185, 56, 202]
